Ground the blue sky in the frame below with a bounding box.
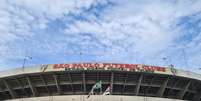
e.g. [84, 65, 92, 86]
[0, 0, 201, 73]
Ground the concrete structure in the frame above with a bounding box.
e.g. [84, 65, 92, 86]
[0, 63, 201, 101]
[5, 95, 185, 101]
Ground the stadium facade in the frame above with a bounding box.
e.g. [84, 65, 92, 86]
[0, 63, 201, 101]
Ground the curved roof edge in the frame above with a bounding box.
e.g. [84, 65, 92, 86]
[0, 63, 201, 81]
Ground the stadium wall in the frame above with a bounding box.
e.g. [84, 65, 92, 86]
[5, 95, 185, 101]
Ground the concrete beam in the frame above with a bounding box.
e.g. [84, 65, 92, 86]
[40, 75, 50, 94]
[146, 75, 155, 95]
[67, 73, 74, 92]
[157, 77, 169, 97]
[167, 78, 180, 96]
[3, 79, 17, 98]
[110, 72, 114, 94]
[135, 74, 143, 95]
[40, 75, 49, 91]
[122, 74, 128, 93]
[15, 78, 28, 96]
[53, 75, 61, 94]
[82, 72, 86, 94]
[26, 76, 38, 97]
[178, 80, 191, 99]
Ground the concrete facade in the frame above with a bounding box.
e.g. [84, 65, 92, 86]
[5, 95, 185, 101]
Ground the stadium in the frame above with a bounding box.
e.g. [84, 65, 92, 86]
[0, 63, 201, 101]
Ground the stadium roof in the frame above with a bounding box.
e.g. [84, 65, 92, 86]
[0, 63, 201, 101]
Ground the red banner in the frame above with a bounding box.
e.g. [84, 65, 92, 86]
[53, 63, 166, 73]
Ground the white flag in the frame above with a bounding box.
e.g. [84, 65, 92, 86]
[103, 86, 111, 95]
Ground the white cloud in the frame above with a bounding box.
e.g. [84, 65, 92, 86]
[0, 0, 201, 73]
[0, 0, 106, 70]
[63, 0, 201, 72]
[8, 0, 106, 19]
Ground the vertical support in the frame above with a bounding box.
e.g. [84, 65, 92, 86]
[15, 78, 28, 97]
[157, 77, 169, 97]
[40, 75, 50, 94]
[146, 75, 155, 95]
[53, 75, 61, 94]
[67, 72, 74, 92]
[178, 80, 191, 99]
[97, 72, 99, 81]
[82, 72, 86, 94]
[3, 79, 17, 99]
[110, 72, 114, 94]
[135, 74, 143, 95]
[26, 76, 38, 97]
[167, 77, 179, 96]
[122, 74, 128, 93]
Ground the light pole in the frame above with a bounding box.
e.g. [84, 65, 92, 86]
[22, 56, 32, 71]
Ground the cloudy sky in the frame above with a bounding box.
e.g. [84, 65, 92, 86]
[0, 0, 201, 72]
